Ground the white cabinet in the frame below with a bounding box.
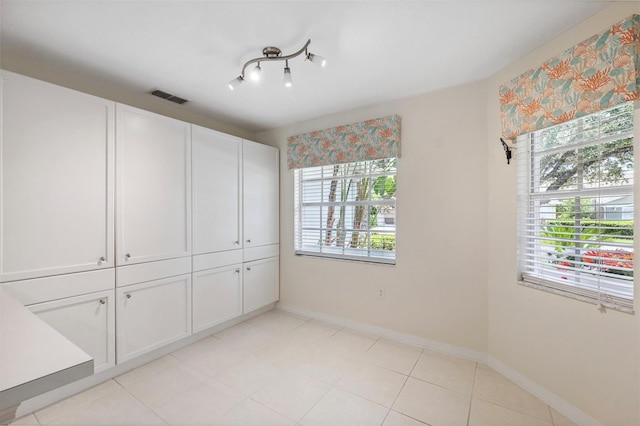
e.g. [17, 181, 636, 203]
[28, 290, 115, 373]
[0, 71, 115, 282]
[192, 135, 279, 321]
[192, 265, 242, 333]
[116, 274, 191, 362]
[243, 140, 279, 248]
[116, 104, 191, 266]
[192, 126, 242, 254]
[0, 70, 280, 376]
[243, 256, 279, 314]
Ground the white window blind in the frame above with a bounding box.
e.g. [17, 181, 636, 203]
[517, 101, 636, 313]
[294, 158, 396, 264]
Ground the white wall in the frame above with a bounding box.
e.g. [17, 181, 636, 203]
[486, 3, 640, 424]
[258, 81, 490, 353]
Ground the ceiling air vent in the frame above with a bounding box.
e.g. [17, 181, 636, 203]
[149, 89, 188, 105]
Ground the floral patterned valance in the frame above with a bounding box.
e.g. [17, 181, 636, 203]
[500, 14, 640, 140]
[287, 115, 400, 169]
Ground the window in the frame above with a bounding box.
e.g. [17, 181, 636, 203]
[517, 102, 636, 312]
[294, 158, 396, 264]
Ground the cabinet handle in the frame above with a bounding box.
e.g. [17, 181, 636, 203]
[246, 239, 251, 243]
[125, 253, 131, 261]
[235, 269, 240, 274]
[234, 240, 240, 245]
[98, 256, 106, 265]
[126, 293, 132, 299]
[246, 267, 251, 271]
[99, 299, 106, 305]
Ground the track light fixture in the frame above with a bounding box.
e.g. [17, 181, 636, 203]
[228, 39, 325, 90]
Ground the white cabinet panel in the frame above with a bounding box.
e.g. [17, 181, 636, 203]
[0, 71, 115, 282]
[192, 126, 242, 255]
[192, 265, 242, 333]
[244, 244, 279, 263]
[116, 274, 191, 362]
[28, 290, 115, 373]
[243, 140, 279, 248]
[1, 268, 114, 306]
[243, 256, 279, 314]
[116, 257, 191, 288]
[192, 250, 243, 273]
[116, 104, 191, 266]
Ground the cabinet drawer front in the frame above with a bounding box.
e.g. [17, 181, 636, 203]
[192, 265, 242, 333]
[243, 244, 279, 263]
[116, 274, 191, 362]
[192, 250, 243, 272]
[29, 290, 115, 373]
[116, 257, 191, 287]
[243, 256, 279, 314]
[1, 71, 115, 282]
[1, 269, 115, 306]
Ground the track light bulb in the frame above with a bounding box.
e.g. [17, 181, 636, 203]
[284, 66, 293, 87]
[307, 53, 327, 68]
[249, 63, 261, 82]
[228, 76, 244, 91]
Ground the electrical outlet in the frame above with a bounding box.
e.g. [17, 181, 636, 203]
[377, 288, 385, 299]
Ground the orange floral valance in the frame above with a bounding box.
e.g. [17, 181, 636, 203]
[287, 115, 400, 169]
[500, 14, 640, 140]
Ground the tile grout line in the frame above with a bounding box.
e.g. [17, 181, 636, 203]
[295, 379, 333, 424]
[548, 404, 557, 425]
[465, 362, 479, 426]
[379, 347, 425, 425]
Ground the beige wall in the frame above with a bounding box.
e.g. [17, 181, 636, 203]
[258, 2, 640, 424]
[486, 2, 640, 425]
[257, 81, 490, 353]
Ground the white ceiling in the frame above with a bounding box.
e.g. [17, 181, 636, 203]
[0, 1, 617, 133]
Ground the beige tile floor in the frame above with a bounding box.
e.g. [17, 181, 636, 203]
[8, 309, 577, 426]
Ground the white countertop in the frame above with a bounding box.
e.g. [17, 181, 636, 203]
[0, 288, 93, 411]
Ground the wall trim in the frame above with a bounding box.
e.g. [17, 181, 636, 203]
[277, 302, 602, 426]
[486, 356, 603, 426]
[277, 302, 486, 362]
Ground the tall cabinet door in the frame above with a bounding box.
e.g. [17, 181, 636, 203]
[192, 126, 242, 254]
[0, 71, 115, 282]
[116, 104, 191, 265]
[243, 140, 279, 248]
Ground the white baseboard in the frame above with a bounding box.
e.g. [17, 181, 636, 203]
[277, 302, 601, 426]
[277, 302, 486, 363]
[486, 356, 602, 426]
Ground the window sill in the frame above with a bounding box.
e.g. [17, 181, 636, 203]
[295, 251, 396, 266]
[517, 279, 634, 314]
